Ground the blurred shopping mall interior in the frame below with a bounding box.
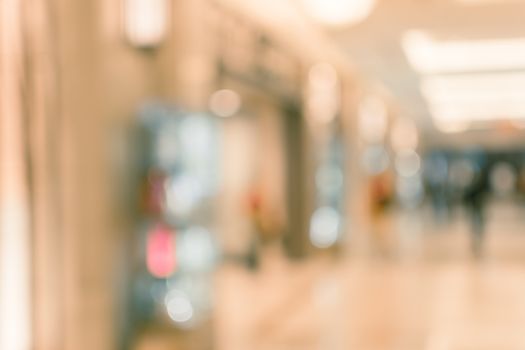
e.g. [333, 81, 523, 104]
[3, 0, 525, 349]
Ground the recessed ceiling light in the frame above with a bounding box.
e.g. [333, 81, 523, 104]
[124, 0, 169, 48]
[421, 73, 525, 126]
[402, 30, 525, 73]
[301, 0, 376, 27]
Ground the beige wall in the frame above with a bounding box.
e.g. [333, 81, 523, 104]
[0, 0, 32, 349]
[30, 0, 217, 348]
[21, 0, 363, 349]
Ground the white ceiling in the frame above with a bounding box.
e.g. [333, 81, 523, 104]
[327, 0, 525, 146]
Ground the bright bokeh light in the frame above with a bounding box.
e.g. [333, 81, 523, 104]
[155, 122, 180, 169]
[403, 30, 525, 131]
[422, 73, 525, 126]
[0, 0, 31, 346]
[359, 96, 388, 143]
[402, 30, 525, 73]
[308, 63, 340, 124]
[301, 0, 376, 26]
[176, 227, 216, 271]
[165, 290, 194, 325]
[165, 175, 202, 217]
[395, 149, 421, 178]
[316, 164, 343, 196]
[396, 175, 424, 208]
[490, 162, 516, 196]
[209, 89, 241, 118]
[146, 225, 176, 278]
[309, 207, 341, 248]
[362, 145, 390, 175]
[179, 116, 215, 157]
[177, 115, 220, 194]
[124, 0, 168, 48]
[0, 202, 31, 350]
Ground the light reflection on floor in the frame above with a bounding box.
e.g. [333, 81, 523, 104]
[139, 202, 525, 350]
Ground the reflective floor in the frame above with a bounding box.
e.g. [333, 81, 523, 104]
[139, 201, 525, 350]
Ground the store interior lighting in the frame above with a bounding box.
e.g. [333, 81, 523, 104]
[421, 73, 525, 126]
[402, 29, 525, 132]
[300, 0, 376, 26]
[402, 30, 525, 74]
[124, 0, 168, 48]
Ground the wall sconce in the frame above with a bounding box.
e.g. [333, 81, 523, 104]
[124, 0, 169, 48]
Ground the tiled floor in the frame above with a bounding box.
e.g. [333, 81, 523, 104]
[139, 203, 525, 350]
[216, 256, 525, 350]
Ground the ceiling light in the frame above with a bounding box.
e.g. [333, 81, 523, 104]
[124, 0, 169, 48]
[421, 73, 525, 104]
[422, 73, 525, 123]
[301, 0, 376, 27]
[421, 73, 525, 131]
[395, 149, 421, 178]
[402, 30, 525, 73]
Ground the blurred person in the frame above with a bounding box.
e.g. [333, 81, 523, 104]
[429, 184, 449, 223]
[463, 166, 488, 257]
[368, 171, 394, 256]
[246, 187, 262, 269]
[425, 152, 450, 224]
[517, 165, 525, 198]
[245, 181, 286, 269]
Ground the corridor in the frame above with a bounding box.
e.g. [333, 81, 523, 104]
[3, 0, 525, 349]
[137, 202, 525, 350]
